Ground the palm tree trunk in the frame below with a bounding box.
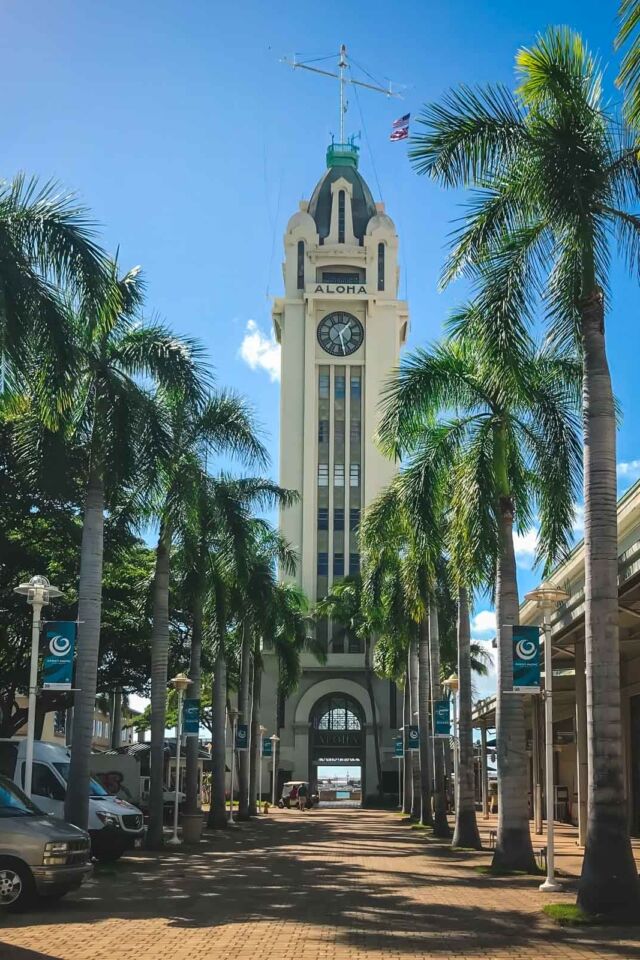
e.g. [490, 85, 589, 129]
[402, 673, 411, 814]
[492, 474, 537, 872]
[409, 636, 421, 818]
[577, 287, 639, 916]
[184, 592, 203, 815]
[453, 586, 481, 849]
[110, 688, 122, 750]
[429, 601, 451, 838]
[364, 635, 384, 801]
[65, 464, 104, 829]
[249, 650, 262, 815]
[208, 646, 227, 828]
[418, 619, 434, 826]
[237, 621, 252, 820]
[146, 525, 171, 849]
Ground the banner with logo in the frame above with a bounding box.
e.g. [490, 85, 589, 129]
[262, 738, 272, 758]
[394, 736, 404, 758]
[512, 624, 541, 693]
[235, 723, 249, 751]
[42, 621, 76, 690]
[404, 724, 420, 751]
[182, 698, 200, 737]
[434, 699, 450, 737]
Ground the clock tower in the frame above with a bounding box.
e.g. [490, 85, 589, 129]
[262, 138, 409, 800]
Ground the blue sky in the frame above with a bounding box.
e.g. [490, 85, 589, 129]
[4, 0, 640, 701]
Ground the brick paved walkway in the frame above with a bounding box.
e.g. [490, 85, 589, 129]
[2, 808, 640, 960]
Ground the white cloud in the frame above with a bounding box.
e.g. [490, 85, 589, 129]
[471, 610, 496, 639]
[618, 460, 640, 490]
[239, 320, 280, 382]
[572, 502, 585, 539]
[513, 527, 538, 568]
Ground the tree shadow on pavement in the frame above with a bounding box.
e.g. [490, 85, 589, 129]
[3, 810, 640, 958]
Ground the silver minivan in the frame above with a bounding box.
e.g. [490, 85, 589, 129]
[0, 775, 91, 910]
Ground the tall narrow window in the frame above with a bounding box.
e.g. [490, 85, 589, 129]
[377, 242, 385, 291]
[349, 508, 360, 531]
[338, 190, 345, 243]
[318, 463, 329, 486]
[335, 375, 345, 399]
[297, 240, 305, 289]
[334, 463, 345, 486]
[317, 552, 328, 575]
[334, 553, 345, 577]
[349, 553, 360, 575]
[318, 507, 329, 530]
[334, 508, 345, 531]
[350, 464, 360, 487]
[318, 419, 329, 443]
[319, 372, 330, 398]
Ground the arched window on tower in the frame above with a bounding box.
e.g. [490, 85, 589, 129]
[377, 242, 385, 291]
[338, 190, 346, 243]
[297, 240, 305, 289]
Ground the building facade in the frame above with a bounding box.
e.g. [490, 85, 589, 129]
[261, 140, 408, 800]
[473, 478, 640, 839]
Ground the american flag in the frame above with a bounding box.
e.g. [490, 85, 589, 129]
[390, 113, 410, 141]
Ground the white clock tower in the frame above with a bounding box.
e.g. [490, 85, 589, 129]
[262, 137, 409, 801]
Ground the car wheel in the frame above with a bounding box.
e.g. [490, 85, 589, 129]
[0, 859, 35, 912]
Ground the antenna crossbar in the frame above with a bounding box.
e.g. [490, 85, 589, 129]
[282, 45, 402, 144]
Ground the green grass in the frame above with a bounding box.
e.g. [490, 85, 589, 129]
[543, 904, 596, 926]
[451, 846, 482, 852]
[410, 823, 433, 832]
[474, 864, 541, 877]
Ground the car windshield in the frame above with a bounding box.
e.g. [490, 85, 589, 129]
[53, 762, 108, 797]
[0, 775, 39, 817]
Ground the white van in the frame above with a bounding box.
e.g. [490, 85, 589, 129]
[0, 740, 144, 862]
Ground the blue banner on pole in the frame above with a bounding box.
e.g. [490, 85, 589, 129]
[512, 624, 541, 693]
[394, 736, 404, 758]
[183, 698, 200, 737]
[235, 723, 249, 751]
[434, 699, 450, 737]
[262, 738, 272, 758]
[41, 621, 76, 690]
[405, 725, 420, 751]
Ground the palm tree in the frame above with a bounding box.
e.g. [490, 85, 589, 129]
[0, 175, 111, 393]
[361, 493, 434, 823]
[408, 26, 640, 913]
[249, 581, 312, 814]
[380, 334, 581, 871]
[428, 599, 452, 838]
[452, 587, 481, 849]
[315, 576, 383, 801]
[145, 391, 268, 848]
[31, 266, 205, 831]
[617, 1, 640, 126]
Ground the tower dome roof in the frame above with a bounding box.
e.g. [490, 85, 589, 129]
[308, 141, 377, 242]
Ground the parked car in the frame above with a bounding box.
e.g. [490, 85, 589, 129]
[278, 781, 319, 809]
[0, 740, 144, 862]
[0, 774, 91, 911]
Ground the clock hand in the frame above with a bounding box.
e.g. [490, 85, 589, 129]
[338, 327, 346, 354]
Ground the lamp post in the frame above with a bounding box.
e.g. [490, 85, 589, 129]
[270, 734, 280, 807]
[228, 708, 240, 824]
[167, 672, 192, 845]
[258, 725, 266, 812]
[525, 584, 569, 893]
[14, 576, 62, 798]
[443, 674, 459, 809]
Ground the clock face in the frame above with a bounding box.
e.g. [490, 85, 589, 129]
[317, 312, 364, 357]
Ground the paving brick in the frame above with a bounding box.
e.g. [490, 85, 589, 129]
[1, 809, 639, 958]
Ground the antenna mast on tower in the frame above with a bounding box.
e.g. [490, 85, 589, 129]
[282, 44, 402, 143]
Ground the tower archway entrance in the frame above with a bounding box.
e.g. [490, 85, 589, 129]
[309, 694, 364, 806]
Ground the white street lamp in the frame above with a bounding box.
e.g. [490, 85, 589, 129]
[270, 734, 280, 807]
[525, 584, 569, 893]
[443, 673, 459, 809]
[167, 672, 192, 845]
[258, 725, 267, 813]
[14, 576, 62, 798]
[228, 708, 240, 824]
